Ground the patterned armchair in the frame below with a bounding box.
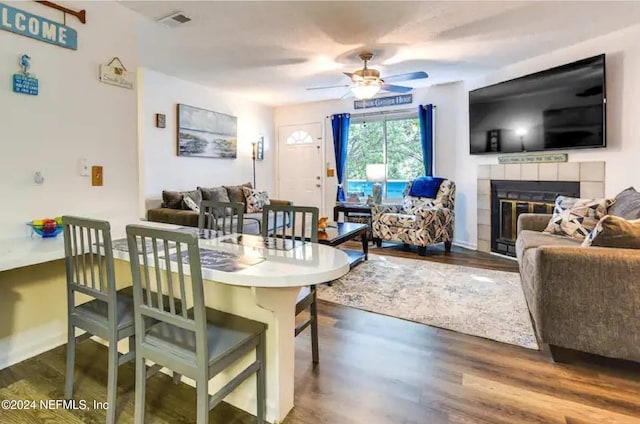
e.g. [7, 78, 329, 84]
[371, 179, 456, 255]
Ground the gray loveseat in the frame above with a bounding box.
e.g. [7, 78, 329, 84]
[147, 183, 292, 235]
[516, 213, 640, 362]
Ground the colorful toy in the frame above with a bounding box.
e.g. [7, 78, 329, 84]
[28, 216, 63, 238]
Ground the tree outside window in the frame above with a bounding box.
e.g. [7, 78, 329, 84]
[346, 117, 424, 200]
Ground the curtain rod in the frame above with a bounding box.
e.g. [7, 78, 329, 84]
[325, 105, 436, 119]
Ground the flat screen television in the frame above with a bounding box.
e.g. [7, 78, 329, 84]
[469, 54, 606, 155]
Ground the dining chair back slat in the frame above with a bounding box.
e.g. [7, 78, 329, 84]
[198, 201, 244, 234]
[63, 216, 115, 300]
[261, 205, 319, 243]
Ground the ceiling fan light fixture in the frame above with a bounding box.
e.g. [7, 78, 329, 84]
[351, 82, 381, 100]
[306, 51, 426, 100]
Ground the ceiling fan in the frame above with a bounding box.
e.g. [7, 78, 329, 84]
[307, 52, 428, 100]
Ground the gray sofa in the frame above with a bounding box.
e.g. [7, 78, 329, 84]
[516, 213, 640, 362]
[147, 183, 292, 235]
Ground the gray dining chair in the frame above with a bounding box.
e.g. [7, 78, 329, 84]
[62, 216, 136, 424]
[261, 205, 321, 363]
[261, 204, 318, 242]
[126, 224, 267, 424]
[198, 200, 244, 234]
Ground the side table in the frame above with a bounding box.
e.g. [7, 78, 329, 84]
[333, 203, 372, 221]
[333, 203, 373, 241]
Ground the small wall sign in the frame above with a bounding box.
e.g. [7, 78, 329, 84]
[498, 153, 568, 164]
[156, 113, 166, 128]
[0, 2, 78, 50]
[354, 93, 413, 110]
[99, 57, 134, 89]
[13, 54, 38, 96]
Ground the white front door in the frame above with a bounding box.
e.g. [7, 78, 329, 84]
[277, 123, 323, 211]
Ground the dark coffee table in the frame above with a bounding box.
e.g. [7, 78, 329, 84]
[319, 222, 369, 268]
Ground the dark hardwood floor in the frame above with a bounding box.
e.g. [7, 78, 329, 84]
[350, 241, 520, 273]
[2, 244, 639, 423]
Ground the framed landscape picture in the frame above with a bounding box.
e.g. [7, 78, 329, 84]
[177, 104, 237, 158]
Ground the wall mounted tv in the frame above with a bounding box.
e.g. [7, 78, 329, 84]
[469, 54, 606, 155]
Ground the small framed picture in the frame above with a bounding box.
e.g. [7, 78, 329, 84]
[156, 113, 166, 128]
[257, 136, 264, 160]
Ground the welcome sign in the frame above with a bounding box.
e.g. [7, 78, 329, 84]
[0, 2, 78, 50]
[354, 94, 413, 110]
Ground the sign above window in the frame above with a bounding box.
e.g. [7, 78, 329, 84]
[354, 94, 413, 110]
[0, 2, 78, 50]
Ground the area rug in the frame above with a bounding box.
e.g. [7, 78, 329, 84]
[317, 254, 538, 349]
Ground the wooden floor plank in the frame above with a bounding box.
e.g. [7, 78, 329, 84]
[462, 373, 640, 424]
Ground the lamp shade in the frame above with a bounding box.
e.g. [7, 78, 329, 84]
[366, 164, 386, 182]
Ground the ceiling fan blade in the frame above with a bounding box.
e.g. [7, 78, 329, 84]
[306, 84, 350, 91]
[340, 91, 354, 100]
[383, 71, 429, 83]
[344, 72, 363, 82]
[381, 83, 413, 93]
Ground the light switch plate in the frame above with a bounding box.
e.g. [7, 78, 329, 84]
[92, 166, 103, 186]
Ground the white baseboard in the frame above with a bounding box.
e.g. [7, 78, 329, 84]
[0, 322, 67, 370]
[452, 239, 477, 250]
[490, 251, 518, 261]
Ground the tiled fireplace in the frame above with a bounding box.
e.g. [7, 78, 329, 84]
[490, 180, 580, 256]
[477, 161, 605, 255]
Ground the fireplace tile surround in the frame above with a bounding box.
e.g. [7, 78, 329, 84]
[477, 161, 605, 254]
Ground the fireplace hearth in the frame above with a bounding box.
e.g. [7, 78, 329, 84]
[491, 180, 580, 257]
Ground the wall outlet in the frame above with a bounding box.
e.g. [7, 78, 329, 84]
[78, 158, 90, 176]
[327, 168, 335, 177]
[92, 166, 103, 186]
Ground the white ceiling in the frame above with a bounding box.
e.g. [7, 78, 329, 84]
[122, 1, 640, 106]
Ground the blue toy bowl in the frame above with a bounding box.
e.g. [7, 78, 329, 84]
[27, 222, 64, 238]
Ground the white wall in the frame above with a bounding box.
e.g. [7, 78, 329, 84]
[454, 23, 640, 249]
[0, 1, 140, 238]
[139, 68, 275, 203]
[274, 82, 465, 218]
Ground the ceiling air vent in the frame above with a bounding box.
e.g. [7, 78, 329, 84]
[157, 11, 191, 28]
